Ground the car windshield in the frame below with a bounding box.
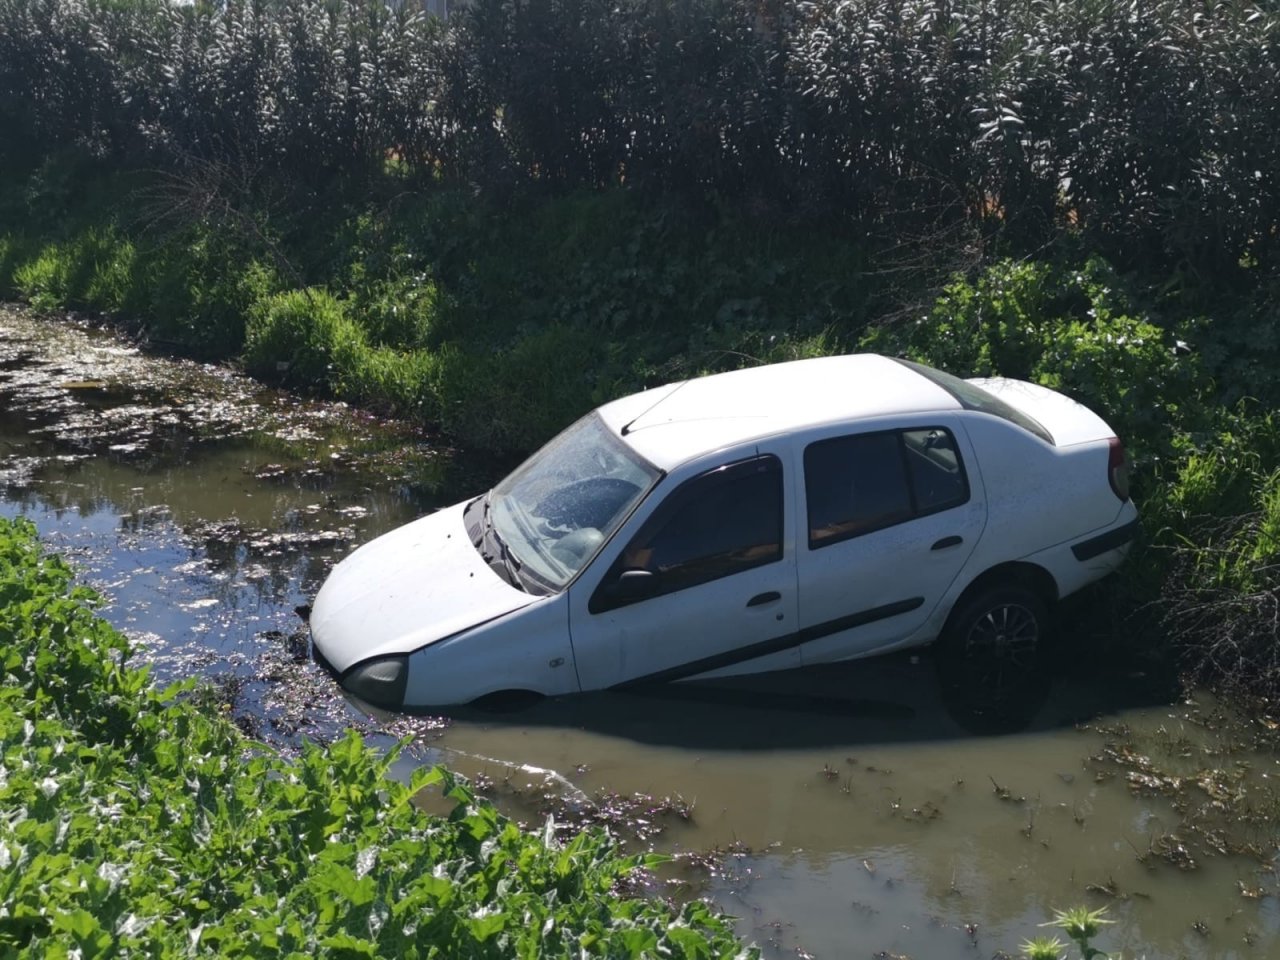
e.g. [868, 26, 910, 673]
[489, 412, 660, 591]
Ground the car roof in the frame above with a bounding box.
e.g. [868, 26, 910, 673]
[596, 354, 961, 471]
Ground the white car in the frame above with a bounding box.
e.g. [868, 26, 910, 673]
[310, 354, 1138, 710]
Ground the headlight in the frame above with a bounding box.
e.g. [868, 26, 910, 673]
[341, 655, 409, 709]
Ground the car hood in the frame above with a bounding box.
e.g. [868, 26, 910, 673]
[309, 501, 538, 673]
[967, 377, 1118, 446]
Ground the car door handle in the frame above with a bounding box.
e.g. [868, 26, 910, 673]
[931, 535, 963, 550]
[746, 591, 782, 607]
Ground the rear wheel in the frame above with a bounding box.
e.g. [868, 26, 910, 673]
[939, 585, 1048, 690]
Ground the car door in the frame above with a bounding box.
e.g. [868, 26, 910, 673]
[567, 450, 800, 691]
[794, 422, 987, 664]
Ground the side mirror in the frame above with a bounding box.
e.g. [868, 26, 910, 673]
[611, 568, 657, 601]
[589, 567, 660, 614]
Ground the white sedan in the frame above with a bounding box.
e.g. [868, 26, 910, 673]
[310, 354, 1138, 710]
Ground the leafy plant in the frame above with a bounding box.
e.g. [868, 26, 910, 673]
[1043, 906, 1114, 959]
[0, 517, 757, 958]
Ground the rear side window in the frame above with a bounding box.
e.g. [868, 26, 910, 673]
[593, 456, 783, 610]
[805, 428, 968, 548]
[902, 428, 968, 514]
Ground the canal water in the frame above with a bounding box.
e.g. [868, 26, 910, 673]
[2, 306, 1277, 958]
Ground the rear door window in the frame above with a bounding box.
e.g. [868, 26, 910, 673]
[901, 428, 968, 514]
[804, 428, 968, 548]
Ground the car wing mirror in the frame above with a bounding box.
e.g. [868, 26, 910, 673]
[612, 568, 657, 601]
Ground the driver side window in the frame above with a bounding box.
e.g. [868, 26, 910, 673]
[591, 456, 783, 612]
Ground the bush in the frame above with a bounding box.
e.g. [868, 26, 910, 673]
[5, 0, 1280, 278]
[244, 288, 366, 388]
[861, 258, 1209, 465]
[10, 229, 138, 314]
[11, 245, 68, 310]
[335, 345, 443, 422]
[0, 233, 35, 298]
[1145, 409, 1280, 694]
[245, 288, 444, 421]
[357, 274, 443, 350]
[137, 228, 280, 357]
[0, 516, 756, 958]
[1159, 476, 1280, 694]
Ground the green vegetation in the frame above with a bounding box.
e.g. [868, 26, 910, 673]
[1023, 906, 1115, 959]
[0, 516, 754, 957]
[1, 0, 1279, 696]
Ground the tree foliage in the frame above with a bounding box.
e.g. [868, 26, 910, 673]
[1, 0, 1277, 276]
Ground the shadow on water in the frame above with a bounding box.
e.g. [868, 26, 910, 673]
[438, 620, 1179, 753]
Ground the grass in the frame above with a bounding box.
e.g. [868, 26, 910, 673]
[0, 516, 755, 958]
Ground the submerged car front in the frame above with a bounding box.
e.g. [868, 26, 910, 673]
[310, 412, 661, 709]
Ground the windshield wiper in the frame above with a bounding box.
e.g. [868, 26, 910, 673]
[478, 494, 529, 591]
[473, 494, 494, 555]
[495, 534, 524, 585]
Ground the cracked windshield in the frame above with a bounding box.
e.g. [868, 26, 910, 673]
[3, 2, 1280, 959]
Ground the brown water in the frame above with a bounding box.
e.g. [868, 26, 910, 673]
[2, 306, 1278, 959]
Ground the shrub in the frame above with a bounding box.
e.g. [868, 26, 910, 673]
[81, 232, 137, 314]
[10, 229, 140, 314]
[1159, 476, 1280, 694]
[354, 273, 443, 350]
[3, 0, 1280, 280]
[334, 345, 443, 422]
[11, 244, 69, 310]
[1144, 408, 1280, 694]
[0, 233, 35, 297]
[244, 286, 444, 421]
[861, 257, 1209, 465]
[137, 228, 279, 357]
[243, 287, 365, 388]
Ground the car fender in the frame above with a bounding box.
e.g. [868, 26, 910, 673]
[903, 497, 1139, 651]
[402, 594, 576, 707]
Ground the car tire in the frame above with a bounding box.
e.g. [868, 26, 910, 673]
[938, 585, 1048, 692]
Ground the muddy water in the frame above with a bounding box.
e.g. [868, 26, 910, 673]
[2, 306, 1278, 959]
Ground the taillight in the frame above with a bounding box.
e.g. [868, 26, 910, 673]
[1108, 437, 1131, 501]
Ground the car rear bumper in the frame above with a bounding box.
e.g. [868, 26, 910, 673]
[1071, 516, 1140, 562]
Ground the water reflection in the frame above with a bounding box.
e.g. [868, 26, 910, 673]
[0, 307, 457, 745]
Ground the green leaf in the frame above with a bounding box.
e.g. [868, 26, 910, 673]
[467, 911, 508, 942]
[52, 908, 99, 939]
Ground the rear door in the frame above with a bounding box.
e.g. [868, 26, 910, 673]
[794, 421, 987, 664]
[567, 450, 800, 690]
